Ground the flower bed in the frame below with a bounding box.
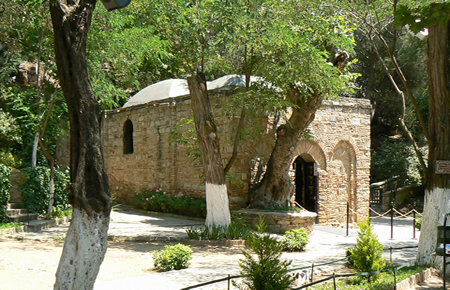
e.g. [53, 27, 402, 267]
[135, 188, 206, 218]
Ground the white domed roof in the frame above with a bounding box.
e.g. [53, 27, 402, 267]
[123, 74, 261, 108]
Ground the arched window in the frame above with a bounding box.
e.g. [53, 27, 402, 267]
[123, 119, 134, 154]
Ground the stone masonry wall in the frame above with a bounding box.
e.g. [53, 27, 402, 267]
[102, 92, 371, 226]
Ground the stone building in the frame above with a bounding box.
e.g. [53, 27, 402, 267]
[101, 75, 371, 226]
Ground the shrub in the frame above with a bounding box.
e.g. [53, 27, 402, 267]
[348, 219, 386, 282]
[236, 217, 295, 290]
[0, 164, 11, 223]
[415, 216, 422, 230]
[153, 244, 193, 271]
[135, 188, 206, 218]
[281, 228, 309, 252]
[20, 166, 70, 214]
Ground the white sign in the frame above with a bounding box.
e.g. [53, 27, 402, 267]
[436, 160, 450, 174]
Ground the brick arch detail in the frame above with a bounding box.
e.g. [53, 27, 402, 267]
[294, 139, 327, 171]
[330, 139, 358, 222]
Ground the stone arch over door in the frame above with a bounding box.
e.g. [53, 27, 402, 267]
[291, 140, 327, 213]
[330, 140, 357, 222]
[293, 140, 327, 170]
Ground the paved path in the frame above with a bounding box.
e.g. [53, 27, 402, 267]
[3, 206, 426, 289]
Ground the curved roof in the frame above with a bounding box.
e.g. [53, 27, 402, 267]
[123, 74, 260, 108]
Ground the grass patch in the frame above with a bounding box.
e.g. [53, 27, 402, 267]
[311, 265, 428, 289]
[0, 222, 23, 230]
[186, 217, 251, 240]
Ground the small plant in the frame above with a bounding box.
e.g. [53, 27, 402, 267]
[153, 244, 193, 271]
[348, 219, 386, 282]
[415, 216, 422, 230]
[186, 217, 251, 240]
[0, 222, 23, 230]
[235, 216, 295, 290]
[281, 228, 309, 252]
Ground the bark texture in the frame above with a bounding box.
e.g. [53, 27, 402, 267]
[249, 90, 323, 208]
[50, 0, 112, 288]
[417, 15, 449, 275]
[187, 74, 231, 227]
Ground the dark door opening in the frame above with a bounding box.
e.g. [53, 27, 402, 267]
[293, 156, 318, 212]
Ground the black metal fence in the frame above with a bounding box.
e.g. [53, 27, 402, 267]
[181, 245, 420, 290]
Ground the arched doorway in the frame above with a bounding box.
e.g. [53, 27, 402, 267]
[293, 154, 318, 212]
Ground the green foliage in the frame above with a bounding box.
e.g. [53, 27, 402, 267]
[135, 188, 206, 218]
[0, 164, 11, 223]
[152, 244, 193, 271]
[415, 216, 422, 230]
[236, 217, 295, 290]
[395, 3, 450, 33]
[20, 166, 70, 214]
[186, 217, 251, 240]
[348, 219, 386, 281]
[281, 228, 309, 252]
[0, 222, 23, 231]
[0, 109, 21, 150]
[311, 265, 427, 290]
[47, 207, 72, 219]
[372, 139, 425, 186]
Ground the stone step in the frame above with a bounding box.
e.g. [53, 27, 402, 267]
[25, 219, 57, 232]
[6, 208, 29, 216]
[8, 213, 39, 223]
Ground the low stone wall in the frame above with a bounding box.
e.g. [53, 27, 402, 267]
[233, 209, 317, 234]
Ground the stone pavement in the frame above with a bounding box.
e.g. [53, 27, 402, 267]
[2, 206, 433, 289]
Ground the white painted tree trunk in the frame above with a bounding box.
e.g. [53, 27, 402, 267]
[417, 187, 450, 275]
[54, 208, 110, 290]
[205, 183, 231, 229]
[31, 132, 39, 168]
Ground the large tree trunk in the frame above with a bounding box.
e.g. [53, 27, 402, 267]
[49, 1, 112, 289]
[417, 18, 449, 276]
[249, 90, 323, 208]
[187, 74, 231, 229]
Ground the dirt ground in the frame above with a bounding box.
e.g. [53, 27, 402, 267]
[0, 237, 245, 290]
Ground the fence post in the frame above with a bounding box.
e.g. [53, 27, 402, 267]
[413, 202, 416, 240]
[310, 263, 314, 283]
[390, 201, 394, 240]
[332, 273, 336, 290]
[389, 247, 393, 264]
[346, 201, 349, 237]
[228, 274, 230, 290]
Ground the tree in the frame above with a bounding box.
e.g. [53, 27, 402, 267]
[148, 0, 234, 229]
[349, 1, 449, 273]
[396, 3, 449, 273]
[248, 0, 356, 208]
[49, 0, 113, 288]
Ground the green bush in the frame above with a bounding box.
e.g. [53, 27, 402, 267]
[415, 216, 422, 230]
[135, 188, 206, 218]
[186, 217, 251, 240]
[236, 217, 295, 290]
[281, 228, 309, 252]
[20, 166, 70, 214]
[348, 219, 386, 282]
[0, 164, 11, 223]
[152, 244, 193, 271]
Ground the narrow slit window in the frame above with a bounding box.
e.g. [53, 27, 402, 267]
[123, 119, 134, 154]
